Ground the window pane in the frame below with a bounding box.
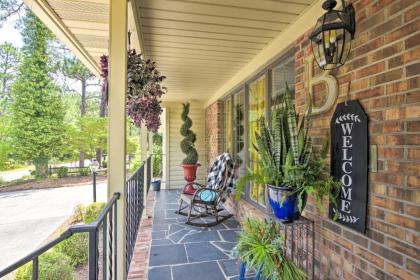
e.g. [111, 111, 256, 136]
[271, 56, 295, 109]
[248, 75, 266, 206]
[224, 98, 232, 154]
[233, 90, 245, 179]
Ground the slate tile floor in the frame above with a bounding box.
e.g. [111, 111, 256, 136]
[148, 190, 256, 280]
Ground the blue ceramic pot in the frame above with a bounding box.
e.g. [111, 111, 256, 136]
[267, 184, 303, 222]
[151, 180, 161, 191]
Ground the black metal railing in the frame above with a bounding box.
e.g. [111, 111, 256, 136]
[0, 192, 120, 280]
[146, 156, 152, 192]
[125, 156, 151, 274]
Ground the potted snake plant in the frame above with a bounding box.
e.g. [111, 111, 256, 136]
[234, 218, 306, 280]
[236, 85, 340, 221]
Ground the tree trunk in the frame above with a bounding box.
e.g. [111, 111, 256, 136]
[34, 157, 48, 178]
[79, 78, 87, 167]
[96, 79, 107, 165]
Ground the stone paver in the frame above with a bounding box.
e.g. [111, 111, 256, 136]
[147, 190, 255, 280]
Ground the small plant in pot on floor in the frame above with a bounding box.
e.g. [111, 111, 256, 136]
[236, 85, 340, 221]
[180, 102, 200, 194]
[235, 218, 306, 280]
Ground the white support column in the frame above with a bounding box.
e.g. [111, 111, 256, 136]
[107, 1, 127, 279]
[140, 125, 148, 205]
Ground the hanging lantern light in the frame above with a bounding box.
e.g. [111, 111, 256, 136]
[309, 0, 356, 70]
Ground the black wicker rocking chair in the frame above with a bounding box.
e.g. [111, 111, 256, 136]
[175, 166, 234, 227]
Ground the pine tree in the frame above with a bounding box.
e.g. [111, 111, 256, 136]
[10, 10, 65, 178]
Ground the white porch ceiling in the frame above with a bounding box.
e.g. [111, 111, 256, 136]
[31, 0, 317, 102]
[136, 0, 316, 101]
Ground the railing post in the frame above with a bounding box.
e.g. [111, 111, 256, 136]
[107, 0, 128, 277]
[88, 230, 98, 280]
[32, 257, 38, 280]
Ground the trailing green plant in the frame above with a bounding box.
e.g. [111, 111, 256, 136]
[180, 103, 198, 165]
[57, 166, 68, 178]
[235, 85, 340, 211]
[15, 250, 74, 280]
[235, 218, 306, 280]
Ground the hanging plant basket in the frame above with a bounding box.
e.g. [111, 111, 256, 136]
[100, 50, 167, 133]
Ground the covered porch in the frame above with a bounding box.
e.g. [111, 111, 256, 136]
[1, 0, 419, 279]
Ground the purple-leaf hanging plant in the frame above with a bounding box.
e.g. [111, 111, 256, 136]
[100, 50, 167, 133]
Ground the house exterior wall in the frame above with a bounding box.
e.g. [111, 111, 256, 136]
[204, 101, 224, 170]
[206, 0, 420, 279]
[163, 101, 206, 188]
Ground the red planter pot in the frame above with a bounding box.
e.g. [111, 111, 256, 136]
[181, 163, 201, 194]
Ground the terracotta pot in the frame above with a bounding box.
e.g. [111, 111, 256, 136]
[181, 163, 201, 182]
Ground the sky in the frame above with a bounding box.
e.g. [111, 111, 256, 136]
[0, 14, 23, 47]
[0, 13, 100, 94]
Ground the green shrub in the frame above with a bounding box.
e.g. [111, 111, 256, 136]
[57, 167, 69, 178]
[83, 202, 106, 224]
[101, 160, 107, 168]
[55, 233, 88, 267]
[0, 176, 5, 186]
[78, 167, 89, 176]
[15, 251, 74, 280]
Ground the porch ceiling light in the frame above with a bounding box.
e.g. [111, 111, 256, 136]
[309, 0, 356, 70]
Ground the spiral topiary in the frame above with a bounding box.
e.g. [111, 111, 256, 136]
[180, 103, 198, 164]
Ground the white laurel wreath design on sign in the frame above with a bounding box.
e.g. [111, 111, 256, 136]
[333, 208, 359, 223]
[335, 113, 361, 124]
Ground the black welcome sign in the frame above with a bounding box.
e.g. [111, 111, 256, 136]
[329, 100, 368, 233]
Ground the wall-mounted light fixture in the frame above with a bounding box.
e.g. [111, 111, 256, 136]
[309, 0, 356, 70]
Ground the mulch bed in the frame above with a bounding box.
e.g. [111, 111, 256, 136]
[0, 175, 107, 193]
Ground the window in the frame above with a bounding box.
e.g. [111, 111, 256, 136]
[248, 75, 266, 206]
[271, 56, 295, 109]
[220, 49, 295, 209]
[224, 98, 232, 154]
[233, 90, 245, 178]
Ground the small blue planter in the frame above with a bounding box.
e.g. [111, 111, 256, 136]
[151, 180, 161, 191]
[239, 263, 268, 280]
[267, 184, 302, 222]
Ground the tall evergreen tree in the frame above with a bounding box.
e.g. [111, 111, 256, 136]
[0, 42, 20, 113]
[10, 10, 65, 178]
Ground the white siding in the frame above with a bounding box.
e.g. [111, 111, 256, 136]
[163, 101, 206, 189]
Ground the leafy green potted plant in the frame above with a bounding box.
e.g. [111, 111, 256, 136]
[180, 103, 200, 194]
[235, 218, 306, 280]
[236, 85, 340, 221]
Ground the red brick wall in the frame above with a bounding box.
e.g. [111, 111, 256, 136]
[293, 1, 419, 279]
[206, 0, 420, 279]
[205, 101, 224, 170]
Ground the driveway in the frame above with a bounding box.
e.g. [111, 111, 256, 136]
[0, 182, 107, 271]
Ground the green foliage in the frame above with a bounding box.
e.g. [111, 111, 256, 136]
[180, 103, 198, 164]
[78, 167, 89, 176]
[55, 233, 88, 267]
[236, 85, 340, 212]
[10, 11, 65, 178]
[235, 219, 306, 280]
[57, 166, 68, 178]
[0, 115, 13, 170]
[66, 116, 107, 161]
[101, 160, 107, 168]
[14, 250, 74, 280]
[153, 133, 162, 177]
[82, 202, 105, 224]
[0, 42, 20, 113]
